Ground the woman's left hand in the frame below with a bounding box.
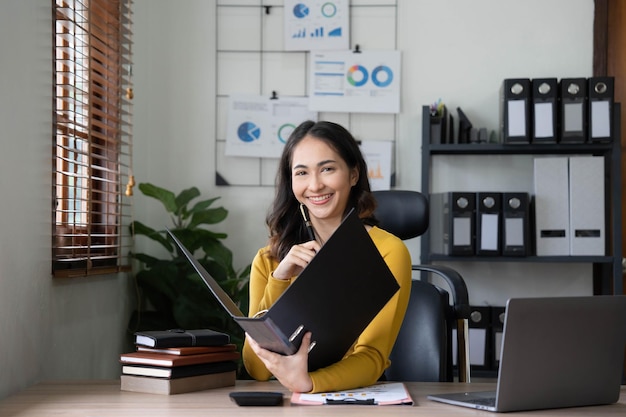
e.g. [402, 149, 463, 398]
[246, 332, 314, 393]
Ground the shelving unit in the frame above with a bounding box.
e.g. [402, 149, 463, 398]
[419, 104, 623, 296]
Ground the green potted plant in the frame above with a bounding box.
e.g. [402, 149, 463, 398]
[128, 183, 250, 372]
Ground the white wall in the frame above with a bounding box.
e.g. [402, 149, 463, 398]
[0, 0, 133, 400]
[0, 0, 595, 400]
[133, 0, 595, 307]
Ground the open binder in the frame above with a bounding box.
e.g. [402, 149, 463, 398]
[168, 208, 400, 372]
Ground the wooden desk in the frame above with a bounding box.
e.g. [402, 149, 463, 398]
[0, 380, 624, 416]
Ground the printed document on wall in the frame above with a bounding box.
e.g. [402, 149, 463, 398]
[225, 94, 317, 159]
[360, 140, 393, 191]
[284, 0, 349, 51]
[309, 50, 401, 113]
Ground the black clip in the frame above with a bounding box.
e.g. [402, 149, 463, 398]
[264, 5, 271, 15]
[270, 90, 278, 100]
[326, 398, 375, 405]
[353, 44, 361, 53]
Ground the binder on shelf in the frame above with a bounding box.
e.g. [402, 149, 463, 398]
[502, 192, 531, 256]
[533, 157, 570, 256]
[531, 78, 558, 143]
[457, 107, 473, 144]
[453, 306, 491, 372]
[475, 192, 502, 256]
[429, 105, 448, 144]
[569, 156, 605, 256]
[559, 78, 587, 143]
[500, 78, 531, 144]
[430, 192, 475, 256]
[490, 306, 506, 371]
[588, 76, 614, 142]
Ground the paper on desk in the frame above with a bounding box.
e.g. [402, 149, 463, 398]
[291, 382, 413, 405]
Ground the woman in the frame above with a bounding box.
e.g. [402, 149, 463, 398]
[242, 120, 412, 393]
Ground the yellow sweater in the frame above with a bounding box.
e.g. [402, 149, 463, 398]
[242, 226, 412, 393]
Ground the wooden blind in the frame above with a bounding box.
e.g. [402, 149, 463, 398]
[52, 0, 134, 277]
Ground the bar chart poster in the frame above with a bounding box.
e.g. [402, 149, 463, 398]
[309, 50, 401, 113]
[360, 140, 393, 191]
[225, 94, 317, 158]
[284, 0, 349, 51]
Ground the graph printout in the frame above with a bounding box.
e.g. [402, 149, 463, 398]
[225, 94, 317, 158]
[309, 50, 401, 113]
[284, 0, 349, 51]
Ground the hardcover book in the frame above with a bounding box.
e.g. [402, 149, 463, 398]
[119, 350, 240, 367]
[122, 360, 238, 379]
[136, 344, 236, 356]
[120, 370, 236, 395]
[134, 328, 230, 348]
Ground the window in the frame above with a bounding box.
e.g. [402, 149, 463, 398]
[52, 0, 134, 277]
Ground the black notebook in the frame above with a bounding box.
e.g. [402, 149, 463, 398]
[167, 208, 400, 372]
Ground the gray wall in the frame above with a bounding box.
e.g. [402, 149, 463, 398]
[0, 0, 133, 400]
[0, 0, 594, 400]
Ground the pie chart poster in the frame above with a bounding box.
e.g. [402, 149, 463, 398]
[225, 94, 317, 158]
[284, 0, 349, 51]
[309, 50, 401, 114]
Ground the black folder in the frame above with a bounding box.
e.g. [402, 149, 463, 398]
[490, 306, 506, 371]
[457, 107, 473, 144]
[475, 192, 502, 256]
[531, 78, 558, 143]
[430, 192, 475, 256]
[429, 105, 447, 144]
[502, 192, 530, 256]
[559, 78, 587, 143]
[168, 208, 400, 372]
[500, 78, 531, 144]
[588, 76, 614, 142]
[468, 306, 491, 372]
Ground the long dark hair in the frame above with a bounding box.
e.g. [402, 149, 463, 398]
[266, 120, 378, 260]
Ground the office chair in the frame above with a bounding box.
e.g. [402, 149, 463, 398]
[372, 190, 471, 383]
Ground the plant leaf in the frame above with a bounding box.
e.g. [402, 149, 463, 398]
[130, 220, 173, 252]
[189, 207, 228, 229]
[175, 187, 201, 219]
[139, 183, 177, 213]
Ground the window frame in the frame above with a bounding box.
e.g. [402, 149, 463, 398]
[52, 0, 133, 278]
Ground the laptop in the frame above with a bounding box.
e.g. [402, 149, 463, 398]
[428, 295, 626, 412]
[167, 208, 400, 372]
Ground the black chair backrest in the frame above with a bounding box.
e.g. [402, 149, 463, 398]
[372, 190, 428, 240]
[385, 280, 453, 382]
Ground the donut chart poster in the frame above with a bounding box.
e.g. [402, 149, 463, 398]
[309, 50, 401, 113]
[284, 0, 349, 51]
[225, 94, 318, 158]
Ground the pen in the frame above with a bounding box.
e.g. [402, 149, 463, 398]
[299, 204, 316, 242]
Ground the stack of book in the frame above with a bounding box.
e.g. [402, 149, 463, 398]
[120, 329, 240, 395]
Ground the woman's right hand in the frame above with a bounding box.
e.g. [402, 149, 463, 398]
[271, 240, 321, 280]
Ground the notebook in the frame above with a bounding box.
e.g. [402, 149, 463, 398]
[167, 208, 400, 372]
[428, 295, 626, 412]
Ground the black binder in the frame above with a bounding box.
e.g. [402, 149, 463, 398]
[475, 192, 502, 256]
[468, 306, 491, 372]
[502, 192, 530, 256]
[500, 78, 531, 144]
[588, 76, 614, 142]
[531, 78, 558, 143]
[559, 78, 587, 143]
[457, 107, 473, 144]
[168, 209, 400, 372]
[490, 306, 506, 371]
[430, 192, 475, 256]
[429, 105, 448, 144]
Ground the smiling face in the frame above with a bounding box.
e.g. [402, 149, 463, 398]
[291, 135, 358, 229]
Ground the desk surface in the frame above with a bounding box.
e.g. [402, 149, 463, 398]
[0, 380, 624, 416]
